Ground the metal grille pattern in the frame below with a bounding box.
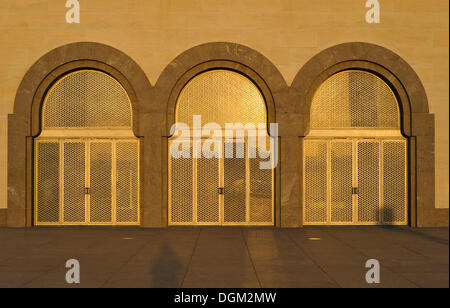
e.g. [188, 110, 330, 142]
[310, 70, 400, 129]
[357, 141, 380, 223]
[169, 139, 274, 225]
[35, 139, 139, 225]
[36, 142, 60, 223]
[63, 142, 85, 223]
[223, 142, 247, 223]
[303, 138, 407, 225]
[304, 141, 328, 223]
[330, 141, 353, 223]
[176, 70, 266, 128]
[116, 142, 140, 223]
[170, 143, 194, 223]
[382, 141, 407, 223]
[249, 152, 273, 223]
[89, 142, 113, 223]
[43, 70, 132, 128]
[197, 152, 220, 223]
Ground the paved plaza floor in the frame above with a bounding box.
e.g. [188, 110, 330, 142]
[0, 226, 448, 288]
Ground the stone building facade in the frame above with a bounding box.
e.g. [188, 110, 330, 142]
[0, 0, 448, 227]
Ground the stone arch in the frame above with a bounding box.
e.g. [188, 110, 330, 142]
[149, 42, 289, 227]
[292, 42, 438, 227]
[8, 42, 152, 226]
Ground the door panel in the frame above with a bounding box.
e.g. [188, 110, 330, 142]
[304, 138, 407, 225]
[169, 139, 274, 226]
[63, 141, 86, 223]
[249, 151, 273, 223]
[169, 141, 194, 224]
[36, 141, 60, 224]
[89, 142, 113, 223]
[223, 142, 247, 224]
[303, 141, 328, 224]
[36, 139, 139, 225]
[382, 141, 407, 224]
[330, 141, 353, 223]
[357, 141, 380, 223]
[197, 153, 220, 224]
[116, 141, 139, 223]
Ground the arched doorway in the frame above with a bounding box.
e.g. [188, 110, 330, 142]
[168, 69, 274, 226]
[34, 70, 140, 225]
[303, 70, 407, 225]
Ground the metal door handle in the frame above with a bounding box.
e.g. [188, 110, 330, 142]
[218, 187, 224, 195]
[85, 187, 90, 195]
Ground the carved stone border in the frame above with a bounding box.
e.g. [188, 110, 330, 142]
[291, 42, 446, 227]
[7, 42, 151, 227]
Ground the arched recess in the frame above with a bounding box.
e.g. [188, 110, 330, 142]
[150, 42, 289, 227]
[292, 42, 442, 227]
[8, 42, 152, 227]
[168, 69, 274, 226]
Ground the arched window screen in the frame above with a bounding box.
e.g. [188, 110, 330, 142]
[176, 70, 267, 128]
[43, 70, 132, 129]
[310, 70, 400, 129]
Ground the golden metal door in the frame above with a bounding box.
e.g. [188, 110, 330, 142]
[382, 140, 407, 224]
[63, 141, 86, 223]
[330, 140, 354, 223]
[89, 141, 113, 223]
[35, 139, 140, 225]
[116, 141, 140, 223]
[303, 140, 328, 224]
[35, 141, 60, 224]
[196, 140, 220, 224]
[223, 141, 247, 224]
[357, 140, 380, 224]
[169, 139, 274, 226]
[249, 144, 274, 223]
[303, 138, 407, 225]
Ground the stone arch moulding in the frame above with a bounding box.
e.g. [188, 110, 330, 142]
[7, 42, 152, 227]
[292, 42, 448, 227]
[147, 42, 292, 227]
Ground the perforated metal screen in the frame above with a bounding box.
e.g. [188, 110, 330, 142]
[304, 141, 327, 223]
[330, 141, 353, 223]
[63, 142, 85, 223]
[197, 143, 220, 224]
[305, 69, 406, 225]
[249, 149, 273, 223]
[35, 139, 140, 225]
[170, 69, 273, 226]
[36, 142, 60, 223]
[116, 142, 140, 223]
[310, 70, 400, 129]
[169, 139, 274, 226]
[382, 141, 407, 223]
[176, 70, 267, 128]
[43, 70, 132, 129]
[357, 141, 380, 223]
[303, 139, 407, 225]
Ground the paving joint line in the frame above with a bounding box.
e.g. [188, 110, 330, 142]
[179, 228, 202, 288]
[240, 228, 263, 288]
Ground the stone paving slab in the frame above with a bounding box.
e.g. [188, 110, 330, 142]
[0, 226, 448, 288]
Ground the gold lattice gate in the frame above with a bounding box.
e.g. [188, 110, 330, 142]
[34, 138, 140, 225]
[169, 139, 274, 226]
[303, 138, 407, 225]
